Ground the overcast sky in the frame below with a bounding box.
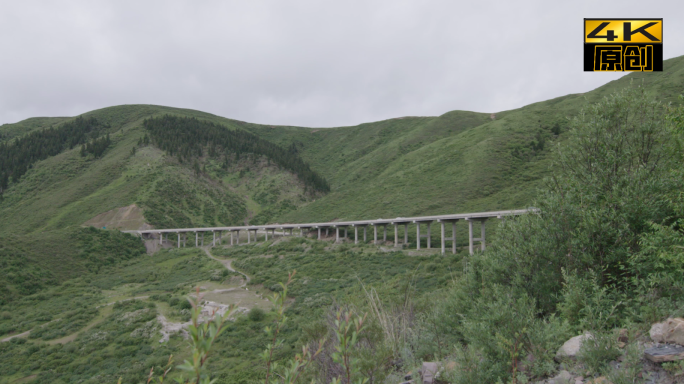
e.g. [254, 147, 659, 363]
[1, 1, 682, 128]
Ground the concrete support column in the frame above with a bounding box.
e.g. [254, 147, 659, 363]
[416, 223, 421, 250]
[374, 225, 378, 244]
[177, 233, 180, 248]
[481, 220, 486, 251]
[383, 225, 387, 242]
[213, 231, 216, 247]
[427, 223, 431, 249]
[336, 227, 340, 243]
[236, 230, 240, 244]
[364, 227, 367, 242]
[201, 232, 204, 247]
[159, 233, 163, 245]
[452, 222, 457, 254]
[195, 232, 198, 247]
[247, 229, 251, 244]
[344, 227, 347, 240]
[394, 224, 398, 247]
[468, 220, 474, 255]
[318, 228, 321, 240]
[441, 222, 445, 255]
[265, 229, 269, 241]
[289, 228, 293, 236]
[326, 228, 329, 237]
[404, 224, 408, 245]
[230, 231, 234, 245]
[355, 227, 358, 244]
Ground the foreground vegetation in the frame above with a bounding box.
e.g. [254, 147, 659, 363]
[0, 58, 683, 383]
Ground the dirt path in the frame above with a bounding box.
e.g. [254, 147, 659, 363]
[1, 330, 31, 343]
[96, 295, 149, 308]
[202, 247, 250, 286]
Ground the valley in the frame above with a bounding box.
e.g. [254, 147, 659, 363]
[0, 55, 683, 383]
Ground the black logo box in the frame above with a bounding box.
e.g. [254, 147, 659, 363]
[583, 43, 663, 72]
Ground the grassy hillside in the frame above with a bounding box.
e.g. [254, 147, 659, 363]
[1, 55, 683, 237]
[0, 227, 146, 304]
[255, 55, 684, 222]
[0, 55, 682, 384]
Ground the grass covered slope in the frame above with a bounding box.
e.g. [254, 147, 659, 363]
[267, 55, 684, 222]
[1, 55, 683, 235]
[0, 227, 146, 305]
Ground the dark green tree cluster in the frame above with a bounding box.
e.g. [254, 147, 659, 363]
[142, 115, 330, 193]
[0, 116, 106, 194]
[79, 134, 111, 158]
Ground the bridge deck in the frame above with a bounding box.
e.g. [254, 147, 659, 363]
[122, 209, 533, 235]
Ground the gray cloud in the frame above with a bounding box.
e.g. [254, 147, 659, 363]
[1, 0, 682, 127]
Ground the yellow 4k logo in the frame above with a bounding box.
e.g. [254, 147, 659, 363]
[583, 19, 663, 72]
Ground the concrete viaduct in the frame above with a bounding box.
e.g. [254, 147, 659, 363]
[124, 209, 534, 255]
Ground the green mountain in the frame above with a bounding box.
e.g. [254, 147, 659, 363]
[0, 55, 682, 384]
[2, 56, 683, 237]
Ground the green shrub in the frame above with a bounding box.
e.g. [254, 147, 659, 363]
[577, 331, 621, 375]
[248, 307, 265, 322]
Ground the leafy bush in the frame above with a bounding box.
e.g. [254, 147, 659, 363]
[431, 87, 684, 382]
[248, 307, 265, 322]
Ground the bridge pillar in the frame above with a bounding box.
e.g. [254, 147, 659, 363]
[383, 225, 387, 242]
[438, 221, 458, 255]
[468, 220, 473, 254]
[336, 227, 340, 243]
[318, 227, 321, 240]
[201, 232, 204, 247]
[373, 225, 378, 244]
[427, 223, 431, 249]
[195, 232, 198, 247]
[364, 227, 367, 242]
[236, 230, 240, 245]
[481, 220, 486, 251]
[326, 228, 329, 237]
[177, 232, 180, 248]
[452, 222, 457, 253]
[441, 223, 445, 254]
[416, 223, 421, 250]
[213, 231, 216, 247]
[344, 227, 347, 239]
[466, 218, 487, 255]
[247, 229, 251, 243]
[354, 227, 358, 244]
[265, 229, 269, 241]
[290, 228, 293, 236]
[159, 232, 163, 245]
[404, 224, 408, 245]
[394, 224, 398, 247]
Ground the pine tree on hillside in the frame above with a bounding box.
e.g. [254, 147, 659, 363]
[142, 115, 330, 193]
[0, 116, 106, 195]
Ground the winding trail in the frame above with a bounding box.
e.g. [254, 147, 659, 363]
[1, 330, 31, 343]
[202, 247, 250, 286]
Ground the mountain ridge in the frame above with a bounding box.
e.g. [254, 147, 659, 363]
[1, 54, 683, 234]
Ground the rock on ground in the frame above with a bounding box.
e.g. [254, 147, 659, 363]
[421, 362, 440, 384]
[650, 318, 684, 345]
[556, 332, 593, 360]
